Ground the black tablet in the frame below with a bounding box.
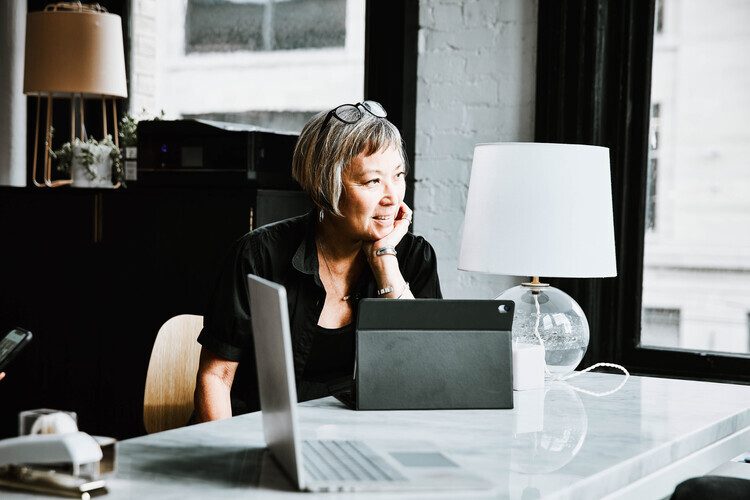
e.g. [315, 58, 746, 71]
[352, 299, 515, 410]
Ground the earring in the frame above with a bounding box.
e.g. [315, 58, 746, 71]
[318, 209, 324, 222]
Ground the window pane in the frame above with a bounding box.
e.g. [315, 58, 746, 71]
[641, 0, 750, 355]
[186, 0, 347, 53]
[186, 0, 265, 53]
[273, 0, 347, 50]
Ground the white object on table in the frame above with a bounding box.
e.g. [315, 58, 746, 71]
[512, 342, 545, 391]
[0, 432, 102, 475]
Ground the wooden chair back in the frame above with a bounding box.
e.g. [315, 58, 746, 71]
[143, 314, 203, 434]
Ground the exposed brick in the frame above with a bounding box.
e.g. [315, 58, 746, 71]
[425, 133, 478, 159]
[418, 52, 466, 82]
[463, 1, 499, 28]
[432, 3, 463, 31]
[416, 0, 537, 297]
[425, 27, 497, 52]
[414, 132, 433, 155]
[464, 47, 510, 75]
[413, 158, 471, 183]
[498, 0, 538, 25]
[417, 102, 466, 132]
[419, 4, 434, 26]
[462, 105, 504, 133]
[424, 80, 498, 106]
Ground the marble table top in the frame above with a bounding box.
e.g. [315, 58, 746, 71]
[4, 372, 750, 499]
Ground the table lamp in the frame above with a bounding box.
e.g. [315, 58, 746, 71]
[459, 143, 617, 378]
[24, 2, 128, 187]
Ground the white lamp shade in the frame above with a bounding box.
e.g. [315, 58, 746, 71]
[459, 143, 617, 278]
[24, 9, 128, 97]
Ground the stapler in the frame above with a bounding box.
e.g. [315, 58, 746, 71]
[0, 432, 107, 498]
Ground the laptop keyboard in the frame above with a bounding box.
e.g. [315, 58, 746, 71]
[303, 440, 407, 482]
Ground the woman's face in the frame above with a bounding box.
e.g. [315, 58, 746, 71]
[337, 144, 407, 242]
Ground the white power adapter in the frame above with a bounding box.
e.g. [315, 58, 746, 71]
[512, 343, 545, 391]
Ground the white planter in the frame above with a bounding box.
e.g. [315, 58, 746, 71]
[70, 143, 115, 188]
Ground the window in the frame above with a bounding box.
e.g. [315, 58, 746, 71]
[641, 0, 750, 357]
[129, 0, 364, 132]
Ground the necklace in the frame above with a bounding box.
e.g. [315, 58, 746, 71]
[318, 239, 351, 302]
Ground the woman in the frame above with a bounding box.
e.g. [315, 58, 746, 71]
[194, 101, 442, 421]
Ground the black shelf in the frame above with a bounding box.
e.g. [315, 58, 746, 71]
[0, 186, 270, 439]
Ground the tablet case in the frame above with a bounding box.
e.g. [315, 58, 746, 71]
[354, 299, 514, 410]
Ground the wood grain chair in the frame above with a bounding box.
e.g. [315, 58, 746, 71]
[143, 314, 203, 434]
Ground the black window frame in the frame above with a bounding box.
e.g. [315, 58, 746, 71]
[535, 0, 750, 384]
[364, 0, 418, 212]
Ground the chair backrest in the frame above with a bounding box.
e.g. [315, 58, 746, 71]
[143, 314, 203, 434]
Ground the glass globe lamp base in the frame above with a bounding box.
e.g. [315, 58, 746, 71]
[497, 283, 590, 379]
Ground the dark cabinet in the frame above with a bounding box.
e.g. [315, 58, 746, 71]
[0, 186, 258, 439]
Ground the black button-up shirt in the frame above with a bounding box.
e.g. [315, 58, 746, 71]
[197, 210, 442, 415]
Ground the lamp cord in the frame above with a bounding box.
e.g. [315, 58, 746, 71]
[531, 293, 630, 397]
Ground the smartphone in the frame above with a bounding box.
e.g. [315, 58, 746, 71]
[0, 327, 33, 372]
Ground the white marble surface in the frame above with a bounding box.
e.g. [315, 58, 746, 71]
[3, 373, 750, 499]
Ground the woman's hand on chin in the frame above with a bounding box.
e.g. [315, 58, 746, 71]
[362, 202, 412, 265]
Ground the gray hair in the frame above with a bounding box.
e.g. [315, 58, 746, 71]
[291, 106, 407, 217]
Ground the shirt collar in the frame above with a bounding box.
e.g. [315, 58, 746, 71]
[291, 210, 377, 297]
[292, 210, 319, 277]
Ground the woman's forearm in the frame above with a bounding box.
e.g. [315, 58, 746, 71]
[368, 255, 414, 299]
[194, 348, 238, 422]
[195, 373, 233, 422]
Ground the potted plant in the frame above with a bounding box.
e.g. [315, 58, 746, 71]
[119, 112, 138, 149]
[51, 135, 124, 188]
[118, 113, 138, 183]
[117, 109, 163, 182]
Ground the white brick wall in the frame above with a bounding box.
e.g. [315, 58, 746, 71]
[414, 0, 538, 298]
[129, 0, 158, 115]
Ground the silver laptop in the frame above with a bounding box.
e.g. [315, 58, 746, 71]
[247, 274, 492, 493]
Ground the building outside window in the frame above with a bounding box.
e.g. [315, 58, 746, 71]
[655, 0, 665, 34]
[646, 102, 661, 232]
[641, 307, 680, 348]
[641, 0, 750, 355]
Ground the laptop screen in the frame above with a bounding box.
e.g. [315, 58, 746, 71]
[246, 274, 305, 489]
